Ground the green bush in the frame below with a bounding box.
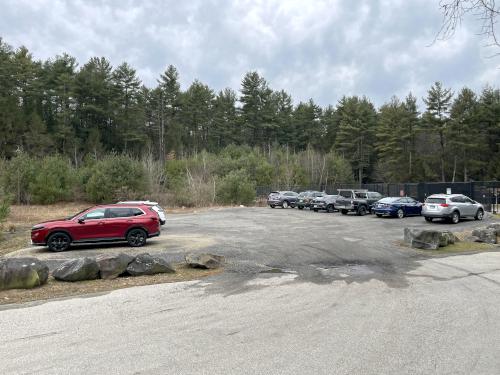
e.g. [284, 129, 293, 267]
[0, 152, 37, 204]
[85, 155, 149, 203]
[30, 156, 76, 204]
[216, 170, 255, 205]
[0, 198, 9, 223]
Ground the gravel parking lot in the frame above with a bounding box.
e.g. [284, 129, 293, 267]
[2, 207, 500, 375]
[9, 207, 496, 289]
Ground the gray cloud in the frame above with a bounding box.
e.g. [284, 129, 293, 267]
[1, 0, 498, 108]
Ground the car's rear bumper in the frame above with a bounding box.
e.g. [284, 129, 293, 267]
[311, 203, 326, 209]
[373, 208, 397, 216]
[336, 204, 354, 210]
[148, 231, 160, 238]
[30, 240, 46, 246]
[422, 212, 453, 218]
[267, 200, 282, 206]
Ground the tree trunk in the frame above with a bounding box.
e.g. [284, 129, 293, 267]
[452, 155, 457, 182]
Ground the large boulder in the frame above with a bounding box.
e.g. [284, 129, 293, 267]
[0, 257, 49, 290]
[404, 228, 458, 250]
[472, 228, 497, 244]
[53, 257, 100, 282]
[126, 253, 175, 276]
[96, 253, 134, 279]
[185, 253, 225, 269]
[486, 223, 500, 236]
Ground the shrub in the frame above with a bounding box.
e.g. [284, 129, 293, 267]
[216, 170, 255, 205]
[0, 152, 37, 204]
[30, 156, 76, 204]
[85, 155, 149, 203]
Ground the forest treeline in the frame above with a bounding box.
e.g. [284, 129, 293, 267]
[0, 38, 499, 205]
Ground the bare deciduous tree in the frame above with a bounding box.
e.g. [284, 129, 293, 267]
[437, 0, 500, 55]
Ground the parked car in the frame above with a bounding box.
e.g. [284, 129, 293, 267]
[296, 191, 325, 209]
[422, 194, 484, 224]
[372, 197, 423, 218]
[311, 194, 340, 213]
[335, 189, 384, 216]
[31, 204, 161, 252]
[267, 191, 299, 208]
[118, 200, 166, 225]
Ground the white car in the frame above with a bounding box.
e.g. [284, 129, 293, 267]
[117, 200, 166, 225]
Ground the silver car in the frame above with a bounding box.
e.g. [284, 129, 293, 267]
[422, 194, 484, 224]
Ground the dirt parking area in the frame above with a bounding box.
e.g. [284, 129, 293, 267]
[5, 207, 498, 286]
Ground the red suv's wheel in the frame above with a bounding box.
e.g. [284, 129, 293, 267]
[127, 228, 147, 247]
[47, 232, 71, 252]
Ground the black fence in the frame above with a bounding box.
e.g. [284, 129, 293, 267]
[256, 181, 500, 212]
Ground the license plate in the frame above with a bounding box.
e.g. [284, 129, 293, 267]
[429, 205, 436, 209]
[313, 205, 317, 208]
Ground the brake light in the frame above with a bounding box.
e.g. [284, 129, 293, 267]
[440, 203, 449, 207]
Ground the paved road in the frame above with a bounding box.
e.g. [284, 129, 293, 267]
[1, 208, 500, 374]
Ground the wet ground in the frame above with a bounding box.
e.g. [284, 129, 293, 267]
[2, 208, 500, 374]
[9, 207, 497, 290]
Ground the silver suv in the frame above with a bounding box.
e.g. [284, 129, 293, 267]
[422, 194, 484, 224]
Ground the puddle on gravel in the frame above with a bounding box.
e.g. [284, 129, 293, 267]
[259, 267, 294, 274]
[315, 264, 375, 278]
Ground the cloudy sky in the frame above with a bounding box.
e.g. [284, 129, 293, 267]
[1, 0, 498, 107]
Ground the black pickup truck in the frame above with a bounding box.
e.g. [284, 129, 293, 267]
[334, 189, 383, 216]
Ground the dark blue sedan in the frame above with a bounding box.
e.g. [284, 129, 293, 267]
[372, 197, 423, 218]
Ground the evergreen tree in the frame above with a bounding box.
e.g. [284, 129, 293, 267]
[112, 62, 146, 154]
[157, 65, 182, 157]
[422, 82, 453, 182]
[290, 99, 321, 150]
[447, 87, 480, 181]
[334, 96, 377, 184]
[476, 86, 500, 179]
[74, 57, 114, 157]
[212, 88, 239, 149]
[179, 80, 215, 153]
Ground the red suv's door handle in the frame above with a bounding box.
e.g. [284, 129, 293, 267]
[98, 221, 105, 225]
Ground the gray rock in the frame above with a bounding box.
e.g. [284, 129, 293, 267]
[486, 223, 500, 236]
[404, 228, 458, 250]
[185, 253, 225, 269]
[53, 257, 100, 282]
[0, 257, 49, 290]
[126, 253, 175, 276]
[472, 228, 497, 244]
[96, 253, 134, 279]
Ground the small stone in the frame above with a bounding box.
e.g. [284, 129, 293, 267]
[185, 253, 225, 269]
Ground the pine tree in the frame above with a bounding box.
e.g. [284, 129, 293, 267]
[422, 82, 453, 182]
[157, 65, 182, 157]
[112, 62, 146, 154]
[74, 57, 114, 156]
[334, 96, 377, 184]
[179, 79, 215, 153]
[447, 87, 480, 181]
[212, 88, 239, 149]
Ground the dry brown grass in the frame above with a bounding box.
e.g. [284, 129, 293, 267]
[6, 203, 91, 227]
[0, 264, 222, 306]
[0, 203, 243, 256]
[0, 203, 91, 256]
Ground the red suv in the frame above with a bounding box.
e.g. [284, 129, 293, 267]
[31, 204, 161, 252]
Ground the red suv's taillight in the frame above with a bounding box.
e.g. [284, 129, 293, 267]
[440, 203, 449, 207]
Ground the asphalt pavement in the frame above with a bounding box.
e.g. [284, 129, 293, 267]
[1, 207, 499, 374]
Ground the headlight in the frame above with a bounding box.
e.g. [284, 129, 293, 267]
[31, 225, 45, 231]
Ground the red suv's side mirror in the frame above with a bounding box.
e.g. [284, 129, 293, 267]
[78, 218, 85, 224]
